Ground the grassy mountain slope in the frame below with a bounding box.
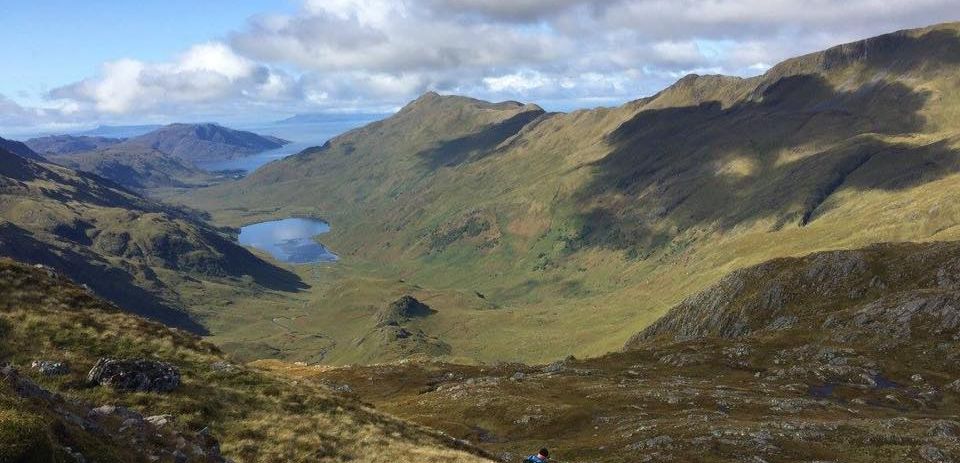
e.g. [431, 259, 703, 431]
[271, 240, 960, 462]
[181, 22, 960, 363]
[0, 148, 303, 333]
[0, 258, 492, 462]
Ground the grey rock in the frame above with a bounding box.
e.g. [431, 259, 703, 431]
[87, 358, 181, 393]
[210, 361, 237, 373]
[929, 420, 960, 438]
[947, 379, 960, 393]
[919, 445, 952, 463]
[146, 414, 175, 428]
[31, 360, 70, 376]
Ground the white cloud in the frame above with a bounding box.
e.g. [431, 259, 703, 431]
[483, 72, 551, 92]
[48, 42, 299, 115]
[1, 0, 954, 131]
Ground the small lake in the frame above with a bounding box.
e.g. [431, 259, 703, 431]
[238, 218, 338, 264]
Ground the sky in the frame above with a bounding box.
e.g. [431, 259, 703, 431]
[1, 0, 957, 136]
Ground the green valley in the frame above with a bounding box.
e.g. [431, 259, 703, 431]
[5, 14, 960, 463]
[176, 22, 960, 364]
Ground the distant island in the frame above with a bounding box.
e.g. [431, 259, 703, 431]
[276, 112, 388, 125]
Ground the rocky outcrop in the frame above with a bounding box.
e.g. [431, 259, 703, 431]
[627, 241, 960, 349]
[87, 358, 181, 393]
[357, 296, 450, 359]
[375, 295, 436, 327]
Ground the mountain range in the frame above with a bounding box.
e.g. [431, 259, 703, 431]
[183, 22, 960, 364]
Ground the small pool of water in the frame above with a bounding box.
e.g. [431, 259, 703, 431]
[238, 218, 338, 264]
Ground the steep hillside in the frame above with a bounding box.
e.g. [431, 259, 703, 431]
[121, 123, 289, 162]
[25, 134, 123, 155]
[0, 148, 303, 333]
[0, 258, 492, 462]
[0, 136, 44, 161]
[275, 240, 960, 462]
[180, 22, 960, 363]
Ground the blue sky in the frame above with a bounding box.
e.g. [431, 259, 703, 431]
[0, 1, 294, 104]
[0, 1, 957, 136]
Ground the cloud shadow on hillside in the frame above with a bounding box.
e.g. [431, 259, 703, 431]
[0, 222, 210, 334]
[416, 110, 546, 169]
[569, 29, 960, 256]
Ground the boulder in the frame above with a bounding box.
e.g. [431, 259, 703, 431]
[31, 360, 69, 376]
[86, 358, 181, 393]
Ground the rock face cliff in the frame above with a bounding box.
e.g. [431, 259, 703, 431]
[627, 241, 960, 348]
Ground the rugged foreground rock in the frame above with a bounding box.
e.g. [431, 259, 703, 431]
[87, 358, 182, 393]
[266, 241, 960, 462]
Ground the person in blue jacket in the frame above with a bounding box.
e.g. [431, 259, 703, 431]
[525, 448, 549, 462]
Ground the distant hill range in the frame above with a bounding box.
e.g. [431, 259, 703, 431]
[276, 112, 388, 125]
[26, 134, 123, 155]
[119, 123, 289, 162]
[26, 123, 289, 189]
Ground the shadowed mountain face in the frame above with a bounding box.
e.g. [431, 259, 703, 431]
[575, 75, 940, 253]
[0, 136, 44, 161]
[0, 148, 305, 333]
[181, 23, 960, 362]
